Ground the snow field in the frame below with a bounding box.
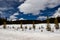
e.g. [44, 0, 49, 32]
[0, 23, 60, 40]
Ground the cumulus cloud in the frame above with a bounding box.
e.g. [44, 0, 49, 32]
[8, 12, 19, 21]
[51, 8, 60, 18]
[18, 0, 60, 15]
[8, 15, 17, 21]
[0, 11, 2, 14]
[19, 18, 26, 20]
[37, 16, 47, 20]
[19, 0, 25, 2]
[0, 11, 6, 18]
[37, 8, 60, 20]
[0, 0, 25, 11]
[10, 15, 17, 19]
[0, 11, 3, 18]
[13, 12, 19, 15]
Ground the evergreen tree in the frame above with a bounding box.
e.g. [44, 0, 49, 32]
[41, 26, 44, 32]
[20, 21, 23, 31]
[25, 26, 27, 29]
[12, 26, 15, 29]
[41, 30, 43, 32]
[29, 27, 32, 30]
[39, 27, 41, 29]
[46, 16, 51, 31]
[25, 26, 27, 31]
[54, 18, 59, 29]
[33, 21, 35, 30]
[3, 22, 6, 29]
[41, 26, 44, 29]
[20, 21, 22, 29]
[46, 24, 51, 31]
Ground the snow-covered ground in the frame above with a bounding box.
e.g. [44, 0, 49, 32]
[0, 23, 60, 40]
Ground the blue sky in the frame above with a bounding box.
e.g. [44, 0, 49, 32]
[0, 0, 60, 21]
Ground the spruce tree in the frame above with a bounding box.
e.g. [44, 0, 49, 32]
[39, 27, 40, 29]
[12, 26, 14, 29]
[29, 27, 32, 30]
[25, 26, 27, 31]
[33, 21, 35, 30]
[46, 16, 51, 31]
[20, 21, 23, 31]
[20, 21, 22, 29]
[46, 24, 51, 31]
[25, 26, 27, 29]
[3, 22, 6, 29]
[54, 18, 59, 29]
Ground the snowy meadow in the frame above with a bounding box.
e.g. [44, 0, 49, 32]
[0, 23, 60, 40]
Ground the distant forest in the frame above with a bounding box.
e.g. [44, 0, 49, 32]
[0, 17, 60, 25]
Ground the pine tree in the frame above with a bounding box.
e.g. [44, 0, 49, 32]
[46, 16, 51, 31]
[54, 18, 59, 29]
[3, 22, 6, 29]
[33, 21, 35, 30]
[39, 27, 40, 29]
[20, 21, 22, 29]
[41, 30, 43, 32]
[41, 26, 44, 29]
[25, 26, 27, 30]
[12, 26, 15, 29]
[46, 24, 51, 31]
[29, 27, 32, 30]
[20, 21, 23, 31]
[41, 26, 44, 32]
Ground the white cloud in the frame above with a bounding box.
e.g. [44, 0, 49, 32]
[19, 18, 26, 20]
[0, 11, 2, 14]
[19, 0, 25, 2]
[13, 12, 19, 15]
[10, 15, 17, 19]
[7, 12, 19, 21]
[0, 11, 2, 18]
[51, 8, 60, 18]
[0, 7, 14, 11]
[8, 15, 17, 21]
[0, 11, 5, 18]
[18, 0, 60, 15]
[11, 19, 17, 21]
[37, 16, 47, 20]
